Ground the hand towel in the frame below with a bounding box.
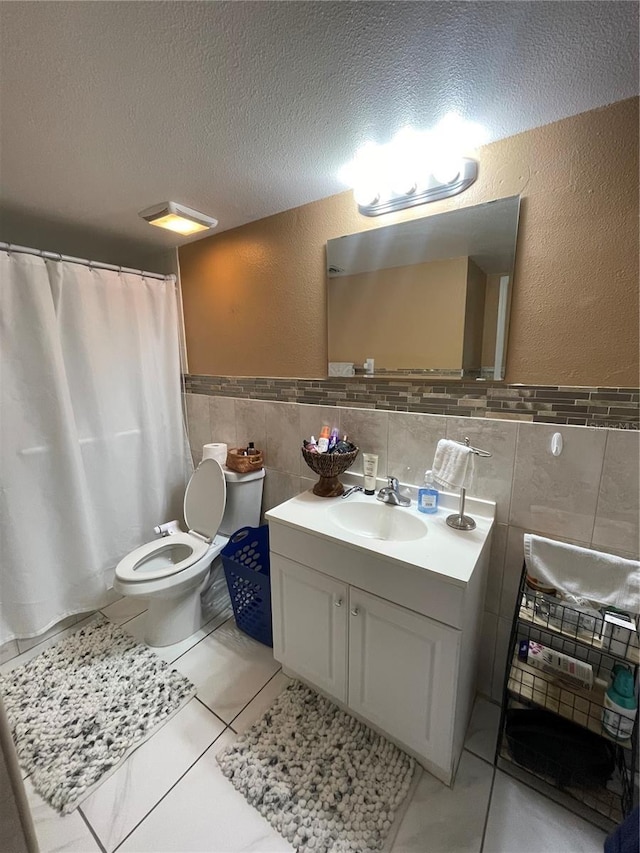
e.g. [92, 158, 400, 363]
[431, 439, 475, 490]
[524, 534, 640, 614]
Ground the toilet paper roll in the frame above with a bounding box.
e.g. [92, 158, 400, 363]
[202, 443, 227, 465]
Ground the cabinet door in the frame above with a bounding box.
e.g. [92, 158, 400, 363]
[348, 587, 460, 772]
[271, 554, 348, 703]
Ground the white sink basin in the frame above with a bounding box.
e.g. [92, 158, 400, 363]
[328, 502, 427, 541]
[266, 487, 496, 585]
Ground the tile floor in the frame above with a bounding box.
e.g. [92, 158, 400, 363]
[1, 599, 608, 853]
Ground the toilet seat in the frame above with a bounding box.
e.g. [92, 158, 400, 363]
[115, 532, 209, 583]
[116, 459, 228, 584]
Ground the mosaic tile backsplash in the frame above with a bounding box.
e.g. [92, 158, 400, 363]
[184, 375, 639, 429]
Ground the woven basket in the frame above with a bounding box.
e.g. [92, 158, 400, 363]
[226, 448, 264, 474]
[301, 446, 359, 497]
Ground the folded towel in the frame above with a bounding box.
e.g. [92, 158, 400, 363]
[432, 439, 475, 490]
[524, 534, 640, 614]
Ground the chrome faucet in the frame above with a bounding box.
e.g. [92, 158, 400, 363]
[377, 476, 411, 507]
[341, 485, 364, 499]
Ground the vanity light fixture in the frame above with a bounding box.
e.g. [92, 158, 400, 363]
[340, 115, 486, 217]
[138, 202, 218, 235]
[357, 159, 477, 217]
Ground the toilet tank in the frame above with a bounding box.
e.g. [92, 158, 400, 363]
[220, 467, 265, 535]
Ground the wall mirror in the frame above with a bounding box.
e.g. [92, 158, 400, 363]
[327, 195, 520, 380]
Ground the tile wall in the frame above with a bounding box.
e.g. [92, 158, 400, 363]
[185, 391, 640, 703]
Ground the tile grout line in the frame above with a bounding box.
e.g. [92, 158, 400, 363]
[110, 726, 232, 853]
[227, 666, 284, 729]
[78, 806, 108, 853]
[505, 421, 521, 531]
[168, 614, 234, 666]
[589, 428, 609, 548]
[193, 694, 229, 729]
[191, 663, 284, 732]
[478, 765, 497, 853]
[462, 744, 498, 770]
[102, 608, 149, 628]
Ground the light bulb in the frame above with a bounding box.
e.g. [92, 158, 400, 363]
[353, 182, 380, 207]
[432, 112, 488, 156]
[350, 141, 387, 206]
[388, 127, 423, 195]
[431, 157, 461, 185]
[389, 162, 417, 196]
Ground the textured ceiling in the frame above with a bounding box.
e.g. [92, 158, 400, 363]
[1, 1, 637, 253]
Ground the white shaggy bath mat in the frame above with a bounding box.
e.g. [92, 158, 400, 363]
[217, 681, 416, 853]
[0, 618, 195, 814]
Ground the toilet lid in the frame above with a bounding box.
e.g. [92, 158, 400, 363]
[184, 458, 226, 539]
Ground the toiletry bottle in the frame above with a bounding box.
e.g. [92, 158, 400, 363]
[306, 435, 318, 453]
[317, 425, 331, 453]
[246, 441, 258, 456]
[328, 427, 339, 452]
[362, 453, 379, 495]
[418, 470, 439, 514]
[335, 434, 353, 453]
[602, 664, 637, 740]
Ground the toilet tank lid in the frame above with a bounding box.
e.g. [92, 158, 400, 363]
[222, 466, 265, 483]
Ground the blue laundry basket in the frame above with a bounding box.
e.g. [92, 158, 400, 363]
[221, 525, 273, 647]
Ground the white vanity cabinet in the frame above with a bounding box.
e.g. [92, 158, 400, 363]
[271, 556, 348, 703]
[347, 587, 460, 774]
[266, 489, 495, 785]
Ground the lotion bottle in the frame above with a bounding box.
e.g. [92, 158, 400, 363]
[362, 453, 379, 495]
[418, 470, 439, 514]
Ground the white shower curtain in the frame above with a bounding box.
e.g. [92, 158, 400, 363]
[0, 252, 191, 644]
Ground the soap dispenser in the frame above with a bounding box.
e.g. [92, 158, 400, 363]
[418, 470, 439, 514]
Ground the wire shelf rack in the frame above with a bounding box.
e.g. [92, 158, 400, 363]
[498, 734, 631, 826]
[519, 585, 639, 665]
[496, 563, 638, 832]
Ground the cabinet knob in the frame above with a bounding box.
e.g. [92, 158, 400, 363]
[334, 598, 343, 607]
[350, 607, 359, 616]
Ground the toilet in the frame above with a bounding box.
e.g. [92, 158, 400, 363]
[114, 459, 265, 647]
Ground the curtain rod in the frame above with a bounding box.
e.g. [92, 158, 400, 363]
[0, 242, 174, 282]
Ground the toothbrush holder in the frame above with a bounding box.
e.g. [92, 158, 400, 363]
[301, 447, 359, 498]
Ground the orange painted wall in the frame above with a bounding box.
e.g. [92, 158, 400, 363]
[179, 97, 639, 386]
[328, 257, 469, 370]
